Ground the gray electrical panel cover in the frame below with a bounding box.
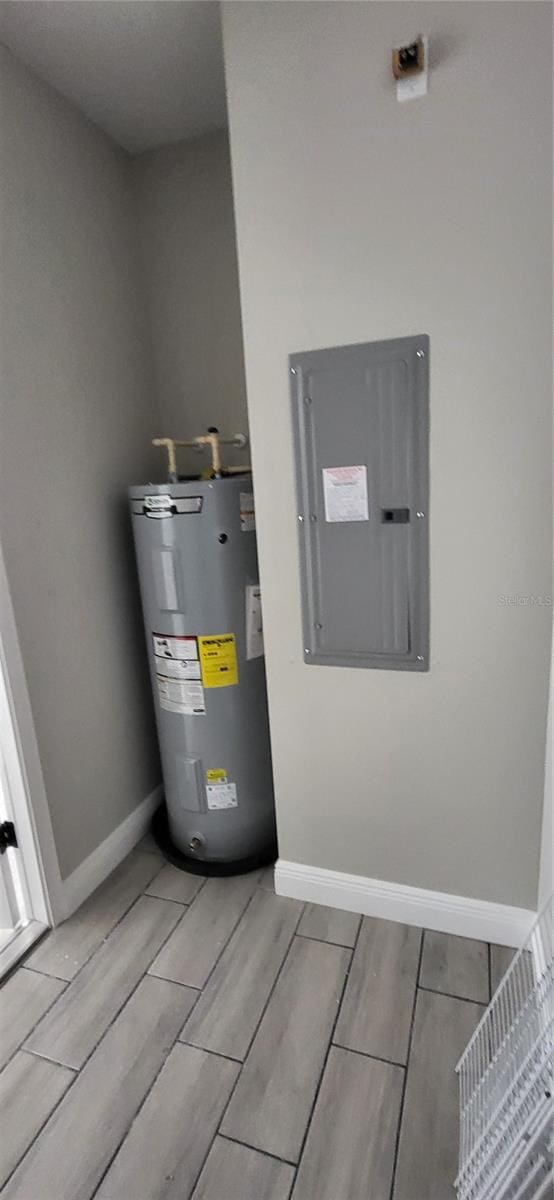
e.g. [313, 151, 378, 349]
[290, 335, 429, 671]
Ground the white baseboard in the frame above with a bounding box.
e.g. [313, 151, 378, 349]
[275, 859, 536, 949]
[59, 785, 163, 922]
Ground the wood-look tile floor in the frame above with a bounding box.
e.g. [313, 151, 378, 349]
[0, 839, 510, 1200]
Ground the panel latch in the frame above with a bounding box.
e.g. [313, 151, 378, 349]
[381, 508, 410, 524]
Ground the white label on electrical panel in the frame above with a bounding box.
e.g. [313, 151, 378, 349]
[240, 492, 255, 532]
[152, 634, 198, 661]
[246, 584, 264, 660]
[156, 675, 205, 715]
[322, 465, 369, 523]
[155, 655, 201, 681]
[206, 782, 238, 810]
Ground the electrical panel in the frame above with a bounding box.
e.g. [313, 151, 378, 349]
[290, 335, 429, 671]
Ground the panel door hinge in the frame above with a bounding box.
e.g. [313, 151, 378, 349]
[0, 821, 18, 854]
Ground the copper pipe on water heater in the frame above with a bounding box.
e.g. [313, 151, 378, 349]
[152, 432, 251, 481]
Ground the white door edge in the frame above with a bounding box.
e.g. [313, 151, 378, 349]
[0, 919, 48, 981]
[0, 540, 63, 935]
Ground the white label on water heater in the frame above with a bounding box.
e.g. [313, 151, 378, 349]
[155, 655, 201, 681]
[206, 782, 238, 810]
[153, 634, 204, 712]
[144, 494, 173, 510]
[156, 674, 205, 715]
[152, 633, 198, 660]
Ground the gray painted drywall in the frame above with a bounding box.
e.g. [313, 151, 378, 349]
[0, 46, 161, 879]
[132, 132, 249, 473]
[223, 1, 553, 908]
[0, 1, 227, 153]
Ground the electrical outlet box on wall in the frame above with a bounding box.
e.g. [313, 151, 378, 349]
[394, 35, 429, 103]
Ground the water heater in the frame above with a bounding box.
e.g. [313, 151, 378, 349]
[130, 456, 276, 873]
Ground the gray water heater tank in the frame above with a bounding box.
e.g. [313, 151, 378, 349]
[129, 475, 276, 870]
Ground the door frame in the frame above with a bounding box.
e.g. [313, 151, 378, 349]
[0, 541, 64, 975]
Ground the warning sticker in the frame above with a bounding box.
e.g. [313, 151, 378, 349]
[155, 656, 200, 681]
[206, 768, 227, 784]
[152, 633, 204, 712]
[322, 465, 369, 523]
[206, 782, 238, 810]
[156, 675, 205, 715]
[198, 634, 239, 689]
[152, 634, 198, 661]
[240, 492, 255, 533]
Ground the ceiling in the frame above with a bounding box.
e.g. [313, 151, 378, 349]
[0, 1, 227, 154]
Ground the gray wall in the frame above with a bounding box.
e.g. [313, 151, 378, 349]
[132, 131, 249, 474]
[0, 46, 161, 879]
[223, 0, 553, 908]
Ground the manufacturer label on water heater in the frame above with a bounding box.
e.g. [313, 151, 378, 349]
[152, 631, 239, 707]
[144, 494, 173, 510]
[138, 495, 203, 517]
[153, 634, 198, 661]
[155, 657, 201, 682]
[206, 768, 227, 783]
[152, 632, 205, 714]
[156, 675, 205, 715]
[198, 634, 239, 688]
[206, 782, 238, 810]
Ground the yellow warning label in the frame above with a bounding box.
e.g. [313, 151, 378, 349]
[198, 634, 239, 689]
[206, 768, 227, 783]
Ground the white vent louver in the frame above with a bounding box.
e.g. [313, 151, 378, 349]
[456, 895, 553, 1200]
